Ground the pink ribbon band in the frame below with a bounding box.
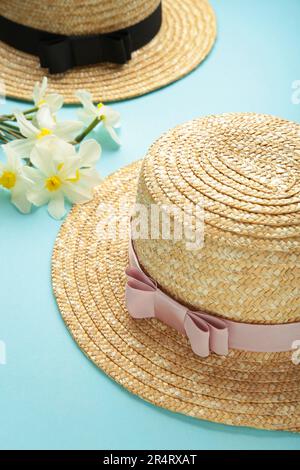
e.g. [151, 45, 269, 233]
[125, 241, 300, 357]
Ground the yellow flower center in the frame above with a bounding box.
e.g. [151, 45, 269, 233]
[0, 171, 17, 189]
[45, 175, 62, 192]
[67, 170, 80, 183]
[38, 99, 46, 107]
[97, 102, 105, 121]
[37, 128, 52, 139]
[57, 163, 80, 183]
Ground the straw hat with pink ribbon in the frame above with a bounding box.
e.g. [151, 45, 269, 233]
[52, 113, 300, 432]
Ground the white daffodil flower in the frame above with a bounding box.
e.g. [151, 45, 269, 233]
[7, 107, 83, 158]
[24, 137, 101, 220]
[0, 145, 32, 213]
[75, 89, 121, 145]
[33, 77, 64, 113]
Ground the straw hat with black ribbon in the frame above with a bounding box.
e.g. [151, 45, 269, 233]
[0, 0, 216, 103]
[52, 113, 300, 432]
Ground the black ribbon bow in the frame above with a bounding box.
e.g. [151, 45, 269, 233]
[39, 31, 133, 74]
[0, 3, 162, 74]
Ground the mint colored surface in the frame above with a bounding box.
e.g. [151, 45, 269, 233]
[1, 0, 300, 450]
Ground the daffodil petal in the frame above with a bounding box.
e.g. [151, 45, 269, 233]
[104, 107, 121, 127]
[59, 155, 81, 181]
[27, 188, 50, 207]
[37, 106, 56, 130]
[62, 168, 101, 203]
[40, 77, 48, 98]
[30, 140, 57, 175]
[78, 139, 101, 167]
[63, 182, 93, 204]
[33, 77, 47, 105]
[11, 184, 32, 214]
[15, 112, 39, 139]
[54, 120, 83, 141]
[46, 94, 64, 113]
[38, 136, 75, 165]
[48, 192, 66, 219]
[77, 108, 95, 125]
[79, 168, 102, 187]
[2, 144, 19, 171]
[22, 166, 44, 185]
[33, 83, 40, 107]
[75, 90, 97, 115]
[105, 125, 121, 145]
[5, 138, 35, 158]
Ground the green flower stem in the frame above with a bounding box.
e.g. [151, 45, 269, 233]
[0, 122, 23, 139]
[0, 106, 38, 122]
[1, 121, 20, 131]
[23, 157, 33, 167]
[0, 131, 9, 143]
[0, 130, 21, 142]
[24, 107, 39, 115]
[74, 117, 102, 144]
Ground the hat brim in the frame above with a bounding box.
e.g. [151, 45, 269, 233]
[52, 161, 300, 432]
[0, 0, 216, 104]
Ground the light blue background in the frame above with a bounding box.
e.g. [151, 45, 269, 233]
[0, 0, 300, 450]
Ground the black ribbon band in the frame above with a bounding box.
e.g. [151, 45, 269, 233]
[0, 3, 162, 74]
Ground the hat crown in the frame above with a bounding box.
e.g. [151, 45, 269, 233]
[133, 113, 300, 325]
[0, 0, 160, 35]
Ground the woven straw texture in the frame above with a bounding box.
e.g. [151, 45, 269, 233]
[135, 113, 300, 324]
[52, 161, 300, 432]
[0, 0, 160, 35]
[52, 114, 300, 431]
[0, 0, 216, 103]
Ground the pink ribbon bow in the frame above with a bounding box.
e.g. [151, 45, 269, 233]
[125, 241, 300, 357]
[125, 265, 229, 357]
